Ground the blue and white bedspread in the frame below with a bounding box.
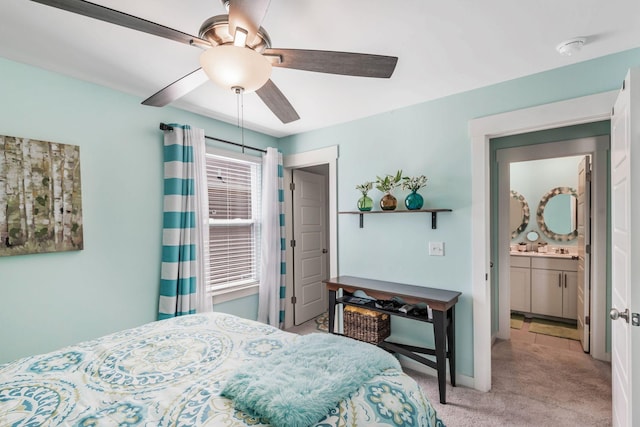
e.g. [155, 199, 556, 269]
[0, 312, 443, 426]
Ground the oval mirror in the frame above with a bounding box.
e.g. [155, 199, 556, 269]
[509, 190, 529, 239]
[536, 186, 578, 241]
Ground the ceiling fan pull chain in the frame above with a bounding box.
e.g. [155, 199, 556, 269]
[240, 88, 245, 154]
[233, 86, 245, 154]
[235, 87, 240, 128]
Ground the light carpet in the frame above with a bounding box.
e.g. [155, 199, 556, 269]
[286, 312, 611, 426]
[412, 339, 611, 426]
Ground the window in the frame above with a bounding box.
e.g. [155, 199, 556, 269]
[206, 149, 261, 294]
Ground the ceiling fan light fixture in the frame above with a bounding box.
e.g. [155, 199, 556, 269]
[200, 45, 272, 93]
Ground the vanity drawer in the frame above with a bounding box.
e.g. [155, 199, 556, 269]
[531, 257, 577, 271]
[510, 256, 531, 268]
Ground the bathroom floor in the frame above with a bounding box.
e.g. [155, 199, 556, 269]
[510, 317, 585, 353]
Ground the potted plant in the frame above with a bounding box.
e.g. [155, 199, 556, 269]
[375, 170, 403, 210]
[355, 181, 373, 211]
[402, 175, 428, 210]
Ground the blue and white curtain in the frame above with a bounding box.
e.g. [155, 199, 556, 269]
[258, 147, 286, 328]
[158, 124, 212, 319]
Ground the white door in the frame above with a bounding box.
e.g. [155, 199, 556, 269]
[292, 170, 328, 325]
[610, 68, 640, 426]
[577, 156, 591, 352]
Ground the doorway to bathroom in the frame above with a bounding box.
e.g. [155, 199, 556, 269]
[490, 122, 610, 362]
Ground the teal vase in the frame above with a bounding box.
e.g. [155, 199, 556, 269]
[405, 190, 424, 210]
[357, 195, 373, 211]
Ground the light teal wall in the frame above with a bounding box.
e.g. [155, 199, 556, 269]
[0, 57, 276, 364]
[280, 49, 640, 378]
[511, 156, 583, 246]
[3, 47, 639, 375]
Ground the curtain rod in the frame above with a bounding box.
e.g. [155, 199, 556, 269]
[159, 123, 266, 154]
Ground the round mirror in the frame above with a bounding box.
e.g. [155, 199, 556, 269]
[526, 230, 539, 242]
[536, 187, 578, 241]
[509, 190, 530, 239]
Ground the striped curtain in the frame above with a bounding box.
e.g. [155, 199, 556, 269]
[158, 124, 212, 319]
[258, 147, 286, 328]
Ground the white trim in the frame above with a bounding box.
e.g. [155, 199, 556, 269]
[469, 91, 617, 137]
[399, 356, 475, 389]
[211, 283, 259, 305]
[283, 146, 339, 329]
[496, 138, 607, 163]
[590, 146, 610, 362]
[497, 157, 511, 337]
[470, 90, 616, 392]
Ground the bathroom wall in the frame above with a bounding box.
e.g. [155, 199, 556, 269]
[510, 155, 584, 248]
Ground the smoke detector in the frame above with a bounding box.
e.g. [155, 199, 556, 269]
[556, 37, 586, 56]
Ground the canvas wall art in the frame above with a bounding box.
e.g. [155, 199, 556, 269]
[0, 134, 83, 256]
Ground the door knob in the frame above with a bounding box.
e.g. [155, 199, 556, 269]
[322, 249, 328, 254]
[610, 308, 630, 322]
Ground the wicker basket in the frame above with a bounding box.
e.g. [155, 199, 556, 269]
[344, 305, 390, 344]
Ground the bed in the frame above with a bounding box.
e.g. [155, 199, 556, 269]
[0, 312, 443, 426]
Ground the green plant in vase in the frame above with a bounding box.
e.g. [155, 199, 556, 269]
[402, 175, 428, 210]
[375, 170, 402, 210]
[355, 181, 373, 211]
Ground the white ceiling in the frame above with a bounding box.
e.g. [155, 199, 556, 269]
[2, 0, 640, 138]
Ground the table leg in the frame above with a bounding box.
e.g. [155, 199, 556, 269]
[328, 289, 336, 334]
[447, 306, 456, 387]
[432, 309, 447, 404]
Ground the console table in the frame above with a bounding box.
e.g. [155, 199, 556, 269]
[324, 275, 461, 404]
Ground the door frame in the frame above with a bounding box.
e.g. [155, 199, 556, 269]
[495, 137, 609, 355]
[282, 146, 339, 329]
[469, 90, 618, 391]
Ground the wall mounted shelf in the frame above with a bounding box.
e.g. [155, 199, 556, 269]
[339, 208, 452, 229]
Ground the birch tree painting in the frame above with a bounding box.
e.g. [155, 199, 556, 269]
[0, 135, 83, 256]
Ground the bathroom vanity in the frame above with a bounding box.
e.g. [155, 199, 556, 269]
[510, 252, 578, 320]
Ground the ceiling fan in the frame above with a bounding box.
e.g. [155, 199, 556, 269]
[30, 0, 399, 124]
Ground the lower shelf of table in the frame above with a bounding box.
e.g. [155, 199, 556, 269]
[331, 332, 444, 372]
[335, 296, 434, 323]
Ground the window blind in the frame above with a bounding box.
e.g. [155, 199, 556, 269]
[206, 153, 261, 291]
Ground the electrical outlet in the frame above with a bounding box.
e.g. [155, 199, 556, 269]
[429, 241, 444, 256]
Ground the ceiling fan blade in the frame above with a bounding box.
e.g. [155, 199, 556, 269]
[142, 69, 209, 107]
[255, 80, 300, 124]
[228, 0, 271, 46]
[30, 0, 210, 48]
[264, 49, 398, 78]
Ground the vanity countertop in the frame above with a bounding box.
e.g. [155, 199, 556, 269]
[510, 251, 578, 260]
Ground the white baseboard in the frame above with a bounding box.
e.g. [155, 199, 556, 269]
[398, 355, 475, 389]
